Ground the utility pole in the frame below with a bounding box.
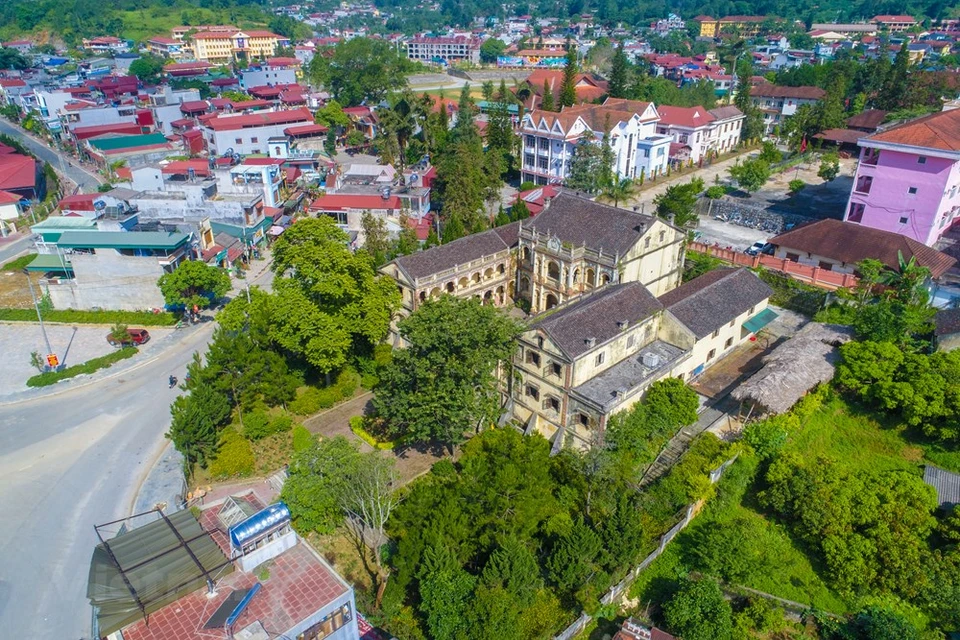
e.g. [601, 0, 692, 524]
[24, 270, 55, 368]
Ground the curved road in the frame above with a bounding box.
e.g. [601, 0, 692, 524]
[0, 119, 102, 192]
[0, 323, 215, 640]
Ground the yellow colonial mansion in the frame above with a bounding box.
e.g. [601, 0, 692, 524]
[190, 29, 288, 64]
[380, 191, 778, 450]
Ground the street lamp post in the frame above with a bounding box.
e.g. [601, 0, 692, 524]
[23, 269, 55, 369]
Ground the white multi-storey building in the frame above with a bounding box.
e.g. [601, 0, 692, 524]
[518, 98, 672, 186]
[656, 105, 745, 163]
[404, 36, 481, 64]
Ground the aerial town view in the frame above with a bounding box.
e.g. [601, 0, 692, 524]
[1, 0, 960, 638]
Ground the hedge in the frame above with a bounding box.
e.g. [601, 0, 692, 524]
[26, 347, 137, 387]
[0, 308, 178, 326]
[349, 416, 397, 449]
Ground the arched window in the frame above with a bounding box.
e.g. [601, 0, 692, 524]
[547, 261, 560, 280]
[521, 246, 531, 262]
[446, 282, 455, 293]
[497, 263, 505, 275]
[472, 272, 481, 284]
[600, 273, 611, 285]
[458, 276, 469, 289]
[586, 268, 596, 286]
[573, 268, 581, 284]
[545, 293, 559, 310]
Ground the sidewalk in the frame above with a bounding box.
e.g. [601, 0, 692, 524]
[629, 147, 759, 208]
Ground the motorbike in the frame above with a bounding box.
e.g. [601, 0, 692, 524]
[168, 375, 178, 389]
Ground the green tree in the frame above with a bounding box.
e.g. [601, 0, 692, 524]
[850, 606, 921, 640]
[373, 297, 522, 452]
[314, 99, 350, 128]
[167, 383, 231, 467]
[271, 217, 400, 373]
[734, 60, 764, 142]
[540, 79, 555, 112]
[324, 127, 337, 156]
[546, 519, 601, 594]
[511, 198, 531, 220]
[282, 435, 362, 534]
[308, 37, 408, 106]
[598, 177, 636, 208]
[818, 152, 841, 181]
[758, 141, 782, 164]
[608, 43, 630, 99]
[480, 537, 543, 605]
[361, 210, 390, 266]
[662, 577, 733, 640]
[418, 543, 476, 638]
[644, 377, 699, 427]
[654, 177, 704, 227]
[479, 38, 507, 63]
[728, 158, 771, 193]
[559, 47, 578, 107]
[566, 132, 606, 194]
[128, 54, 165, 84]
[878, 42, 911, 111]
[157, 260, 231, 310]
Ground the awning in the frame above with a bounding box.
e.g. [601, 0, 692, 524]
[743, 308, 779, 334]
[268, 225, 285, 236]
[25, 254, 73, 273]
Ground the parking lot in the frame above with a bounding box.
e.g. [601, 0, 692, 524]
[0, 323, 172, 394]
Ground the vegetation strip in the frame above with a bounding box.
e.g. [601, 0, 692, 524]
[0, 308, 177, 326]
[26, 347, 138, 387]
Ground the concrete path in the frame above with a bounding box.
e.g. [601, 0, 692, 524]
[627, 148, 759, 210]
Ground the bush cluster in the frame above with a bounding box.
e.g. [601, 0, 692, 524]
[242, 410, 294, 441]
[208, 429, 255, 479]
[26, 347, 137, 387]
[289, 367, 362, 415]
[0, 308, 177, 326]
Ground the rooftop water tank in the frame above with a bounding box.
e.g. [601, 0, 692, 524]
[228, 502, 291, 549]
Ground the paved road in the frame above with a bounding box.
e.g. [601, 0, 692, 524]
[0, 261, 275, 640]
[0, 233, 33, 264]
[0, 323, 214, 640]
[0, 119, 102, 192]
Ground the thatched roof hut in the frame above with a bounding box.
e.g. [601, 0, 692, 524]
[732, 323, 855, 415]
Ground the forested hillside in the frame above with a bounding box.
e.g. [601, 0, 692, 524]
[0, 0, 282, 45]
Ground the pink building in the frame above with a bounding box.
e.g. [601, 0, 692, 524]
[844, 108, 960, 246]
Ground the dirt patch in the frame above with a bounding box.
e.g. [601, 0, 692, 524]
[0, 270, 41, 308]
[692, 341, 769, 399]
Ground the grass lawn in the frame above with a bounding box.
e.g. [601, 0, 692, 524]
[26, 346, 137, 387]
[115, 7, 268, 42]
[1, 253, 37, 271]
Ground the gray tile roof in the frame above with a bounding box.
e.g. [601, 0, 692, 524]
[924, 465, 960, 510]
[531, 282, 663, 359]
[659, 268, 773, 339]
[392, 224, 517, 281]
[524, 192, 657, 257]
[935, 308, 960, 337]
[707, 105, 743, 120]
[573, 340, 688, 411]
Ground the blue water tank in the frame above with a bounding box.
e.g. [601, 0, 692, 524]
[228, 502, 291, 549]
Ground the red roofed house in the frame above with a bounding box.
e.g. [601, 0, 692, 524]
[514, 184, 561, 216]
[0, 189, 22, 221]
[873, 14, 918, 32]
[87, 495, 361, 640]
[310, 193, 405, 231]
[2, 40, 33, 54]
[516, 69, 609, 110]
[81, 36, 129, 54]
[200, 107, 313, 154]
[191, 30, 286, 65]
[614, 618, 676, 640]
[656, 104, 745, 163]
[518, 97, 672, 185]
[750, 84, 825, 135]
[844, 107, 960, 246]
[0, 153, 42, 200]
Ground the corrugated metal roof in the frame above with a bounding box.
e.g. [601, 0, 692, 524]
[56, 230, 189, 250]
[31, 216, 98, 230]
[25, 254, 73, 272]
[924, 465, 960, 510]
[88, 133, 169, 152]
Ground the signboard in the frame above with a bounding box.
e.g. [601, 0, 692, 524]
[46, 353, 59, 367]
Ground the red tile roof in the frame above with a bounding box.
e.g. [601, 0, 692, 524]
[162, 160, 211, 176]
[121, 542, 347, 640]
[179, 100, 209, 113]
[770, 218, 956, 277]
[310, 193, 403, 211]
[0, 190, 22, 204]
[865, 108, 960, 152]
[59, 194, 98, 210]
[0, 79, 26, 88]
[873, 14, 917, 22]
[229, 99, 273, 110]
[0, 154, 36, 191]
[657, 105, 716, 128]
[750, 85, 826, 100]
[267, 56, 301, 67]
[284, 123, 328, 136]
[164, 61, 214, 71]
[204, 108, 313, 131]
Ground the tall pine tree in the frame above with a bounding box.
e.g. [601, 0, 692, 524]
[608, 43, 629, 99]
[878, 42, 910, 111]
[540, 78, 555, 111]
[559, 47, 578, 107]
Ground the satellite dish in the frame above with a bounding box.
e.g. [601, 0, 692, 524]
[94, 200, 106, 210]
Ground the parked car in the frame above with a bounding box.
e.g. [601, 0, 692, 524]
[106, 328, 150, 347]
[745, 242, 773, 256]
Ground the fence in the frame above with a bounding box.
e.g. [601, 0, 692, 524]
[688, 241, 859, 291]
[553, 453, 740, 640]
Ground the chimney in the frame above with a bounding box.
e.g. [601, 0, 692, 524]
[585, 337, 596, 348]
[617, 320, 628, 330]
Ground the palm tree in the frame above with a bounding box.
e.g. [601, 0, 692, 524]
[598, 178, 637, 209]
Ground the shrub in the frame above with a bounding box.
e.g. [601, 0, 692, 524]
[2, 253, 38, 271]
[290, 387, 324, 415]
[269, 414, 293, 433]
[788, 179, 805, 195]
[704, 185, 727, 199]
[519, 181, 537, 192]
[26, 347, 138, 387]
[373, 343, 393, 367]
[335, 367, 360, 397]
[349, 415, 397, 449]
[208, 429, 255, 479]
[242, 410, 272, 440]
[316, 387, 343, 409]
[360, 373, 379, 389]
[743, 417, 788, 460]
[0, 308, 177, 326]
[755, 270, 827, 316]
[292, 425, 315, 452]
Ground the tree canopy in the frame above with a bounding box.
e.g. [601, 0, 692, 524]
[307, 37, 412, 106]
[157, 260, 231, 310]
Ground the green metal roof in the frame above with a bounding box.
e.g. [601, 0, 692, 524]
[88, 133, 169, 152]
[56, 230, 189, 250]
[25, 253, 73, 273]
[743, 308, 779, 334]
[31, 216, 98, 230]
